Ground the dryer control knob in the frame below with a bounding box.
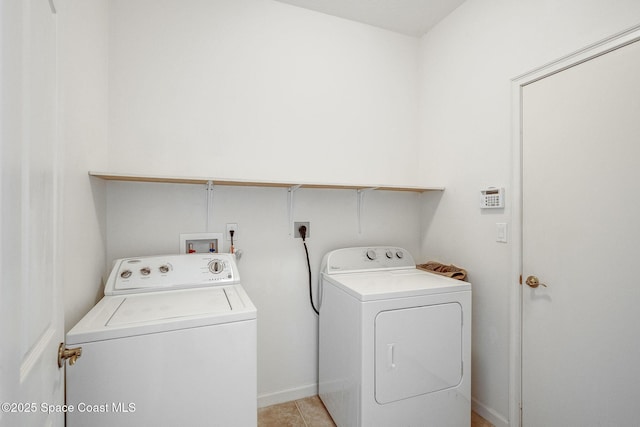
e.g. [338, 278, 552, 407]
[120, 270, 132, 279]
[396, 251, 404, 259]
[366, 249, 377, 260]
[140, 267, 151, 276]
[385, 250, 393, 259]
[159, 264, 170, 274]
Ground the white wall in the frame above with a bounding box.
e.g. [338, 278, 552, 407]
[107, 0, 420, 186]
[418, 0, 640, 425]
[57, 0, 110, 331]
[104, 0, 427, 405]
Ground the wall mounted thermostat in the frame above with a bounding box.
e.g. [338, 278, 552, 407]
[480, 187, 504, 209]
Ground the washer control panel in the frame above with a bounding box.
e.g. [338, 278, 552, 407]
[323, 247, 415, 274]
[105, 253, 239, 295]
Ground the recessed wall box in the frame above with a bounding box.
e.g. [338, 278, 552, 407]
[179, 232, 224, 254]
[480, 187, 505, 209]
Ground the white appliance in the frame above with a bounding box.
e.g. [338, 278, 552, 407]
[318, 247, 471, 427]
[65, 253, 257, 427]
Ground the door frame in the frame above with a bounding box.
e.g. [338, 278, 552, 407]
[508, 24, 640, 427]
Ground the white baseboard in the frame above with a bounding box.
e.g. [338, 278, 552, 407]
[257, 383, 318, 408]
[472, 397, 509, 427]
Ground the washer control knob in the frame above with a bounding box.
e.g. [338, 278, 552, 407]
[120, 270, 132, 279]
[140, 267, 151, 276]
[385, 250, 393, 259]
[396, 251, 404, 259]
[208, 259, 224, 274]
[366, 249, 377, 260]
[159, 264, 170, 274]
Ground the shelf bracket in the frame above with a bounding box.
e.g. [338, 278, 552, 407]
[206, 180, 215, 232]
[287, 185, 302, 236]
[356, 187, 377, 234]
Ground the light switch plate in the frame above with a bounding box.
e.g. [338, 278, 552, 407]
[496, 223, 508, 243]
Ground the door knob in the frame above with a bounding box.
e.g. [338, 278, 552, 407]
[525, 275, 547, 288]
[58, 343, 82, 368]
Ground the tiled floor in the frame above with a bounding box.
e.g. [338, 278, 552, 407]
[471, 410, 494, 427]
[258, 396, 335, 427]
[258, 396, 494, 427]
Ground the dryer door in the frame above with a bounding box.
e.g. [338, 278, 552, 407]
[374, 303, 463, 404]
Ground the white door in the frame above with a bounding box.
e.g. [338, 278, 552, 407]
[521, 39, 640, 425]
[0, 1, 64, 426]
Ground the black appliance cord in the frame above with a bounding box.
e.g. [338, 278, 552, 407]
[299, 226, 319, 315]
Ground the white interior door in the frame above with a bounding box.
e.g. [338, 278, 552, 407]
[521, 39, 640, 425]
[0, 1, 64, 426]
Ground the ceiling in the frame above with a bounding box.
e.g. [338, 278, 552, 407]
[274, 0, 466, 37]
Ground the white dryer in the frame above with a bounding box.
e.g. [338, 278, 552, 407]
[65, 253, 256, 427]
[318, 247, 471, 427]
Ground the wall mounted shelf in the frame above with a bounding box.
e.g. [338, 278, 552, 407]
[88, 172, 444, 193]
[90, 171, 444, 235]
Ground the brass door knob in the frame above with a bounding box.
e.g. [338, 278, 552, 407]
[525, 275, 547, 288]
[58, 343, 82, 368]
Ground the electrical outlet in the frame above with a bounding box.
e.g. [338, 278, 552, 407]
[226, 223, 238, 241]
[294, 222, 310, 239]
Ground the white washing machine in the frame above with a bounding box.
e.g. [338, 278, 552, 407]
[318, 247, 471, 427]
[65, 253, 257, 427]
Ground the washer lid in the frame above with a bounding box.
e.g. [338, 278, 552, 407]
[324, 268, 470, 301]
[107, 287, 231, 327]
[66, 285, 256, 344]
